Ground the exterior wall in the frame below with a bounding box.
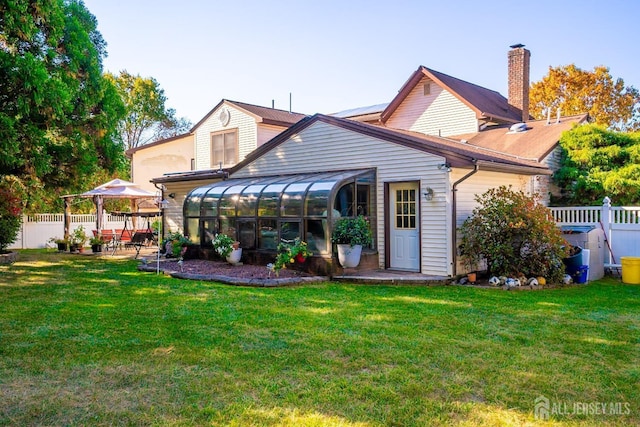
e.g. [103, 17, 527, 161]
[194, 105, 269, 170]
[539, 146, 564, 203]
[162, 179, 221, 235]
[386, 76, 478, 137]
[194, 104, 255, 169]
[232, 121, 451, 276]
[130, 134, 193, 194]
[257, 124, 287, 147]
[451, 169, 534, 273]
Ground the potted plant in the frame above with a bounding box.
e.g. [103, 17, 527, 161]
[69, 225, 88, 253]
[212, 233, 241, 264]
[458, 241, 480, 283]
[331, 215, 372, 268]
[49, 237, 69, 252]
[90, 235, 105, 253]
[162, 232, 192, 258]
[271, 238, 312, 276]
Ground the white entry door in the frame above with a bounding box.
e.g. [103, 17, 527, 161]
[389, 182, 420, 271]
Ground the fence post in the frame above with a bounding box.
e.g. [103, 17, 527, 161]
[602, 197, 612, 264]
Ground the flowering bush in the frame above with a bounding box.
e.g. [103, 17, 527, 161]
[0, 186, 22, 252]
[331, 215, 372, 246]
[459, 186, 567, 283]
[212, 233, 238, 259]
[272, 238, 311, 276]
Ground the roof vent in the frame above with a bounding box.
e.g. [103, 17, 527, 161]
[508, 122, 528, 133]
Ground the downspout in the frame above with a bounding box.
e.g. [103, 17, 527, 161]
[153, 183, 166, 243]
[451, 161, 479, 276]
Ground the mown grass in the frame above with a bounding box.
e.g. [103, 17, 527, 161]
[0, 250, 638, 426]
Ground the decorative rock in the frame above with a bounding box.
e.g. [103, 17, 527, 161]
[505, 278, 516, 287]
[459, 277, 469, 285]
[499, 276, 508, 285]
[563, 274, 573, 284]
[513, 278, 521, 287]
[536, 277, 546, 286]
[488, 276, 500, 286]
[527, 277, 539, 286]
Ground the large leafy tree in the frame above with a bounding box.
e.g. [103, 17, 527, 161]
[0, 0, 126, 212]
[530, 65, 640, 131]
[106, 71, 192, 150]
[553, 124, 640, 206]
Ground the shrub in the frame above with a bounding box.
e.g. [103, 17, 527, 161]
[331, 215, 372, 246]
[163, 232, 192, 258]
[211, 233, 238, 259]
[0, 186, 22, 252]
[459, 186, 568, 283]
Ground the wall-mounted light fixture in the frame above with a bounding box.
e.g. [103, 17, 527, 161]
[438, 162, 452, 172]
[168, 193, 176, 199]
[423, 187, 434, 201]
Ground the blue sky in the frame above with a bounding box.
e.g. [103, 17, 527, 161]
[83, 0, 640, 124]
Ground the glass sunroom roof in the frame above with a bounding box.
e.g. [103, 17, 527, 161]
[185, 169, 374, 218]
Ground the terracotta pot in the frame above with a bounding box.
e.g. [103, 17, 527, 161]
[467, 272, 477, 283]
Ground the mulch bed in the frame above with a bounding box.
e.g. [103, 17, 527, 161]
[138, 258, 327, 287]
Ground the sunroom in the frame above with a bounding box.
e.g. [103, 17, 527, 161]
[183, 169, 376, 273]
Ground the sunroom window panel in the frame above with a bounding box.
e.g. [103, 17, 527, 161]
[202, 187, 227, 217]
[280, 221, 300, 243]
[259, 184, 286, 217]
[258, 219, 277, 250]
[305, 181, 335, 216]
[282, 182, 310, 217]
[219, 185, 245, 217]
[185, 187, 208, 216]
[238, 185, 265, 217]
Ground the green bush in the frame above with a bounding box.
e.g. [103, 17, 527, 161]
[331, 215, 372, 246]
[0, 186, 22, 252]
[459, 186, 568, 283]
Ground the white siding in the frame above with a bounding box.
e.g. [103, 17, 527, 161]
[163, 179, 221, 234]
[452, 169, 533, 272]
[232, 121, 451, 276]
[386, 77, 478, 137]
[193, 104, 258, 170]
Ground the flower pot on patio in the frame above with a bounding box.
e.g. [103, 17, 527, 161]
[226, 247, 242, 265]
[337, 244, 362, 268]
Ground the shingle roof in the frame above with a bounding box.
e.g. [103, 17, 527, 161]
[451, 114, 589, 161]
[191, 99, 307, 131]
[236, 114, 552, 176]
[381, 66, 524, 124]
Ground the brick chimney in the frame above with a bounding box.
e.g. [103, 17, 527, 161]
[508, 44, 530, 122]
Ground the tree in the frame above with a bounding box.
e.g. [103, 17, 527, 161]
[553, 124, 640, 206]
[0, 1, 125, 214]
[459, 186, 567, 283]
[106, 71, 191, 150]
[529, 65, 640, 131]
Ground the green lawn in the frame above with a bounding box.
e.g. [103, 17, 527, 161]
[1, 251, 638, 426]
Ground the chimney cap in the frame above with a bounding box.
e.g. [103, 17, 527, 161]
[510, 43, 525, 49]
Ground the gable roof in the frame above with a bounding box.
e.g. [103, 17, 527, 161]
[452, 114, 589, 162]
[191, 99, 307, 131]
[380, 66, 524, 125]
[234, 114, 552, 176]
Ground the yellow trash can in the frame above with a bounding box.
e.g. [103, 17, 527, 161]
[621, 257, 640, 284]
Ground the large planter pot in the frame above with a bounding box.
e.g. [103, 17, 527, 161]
[57, 242, 68, 252]
[226, 247, 242, 265]
[337, 244, 362, 268]
[91, 244, 103, 253]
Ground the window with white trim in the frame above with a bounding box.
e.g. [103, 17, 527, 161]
[211, 129, 238, 168]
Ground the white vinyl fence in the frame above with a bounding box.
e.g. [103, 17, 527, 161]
[550, 197, 640, 265]
[9, 213, 160, 249]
